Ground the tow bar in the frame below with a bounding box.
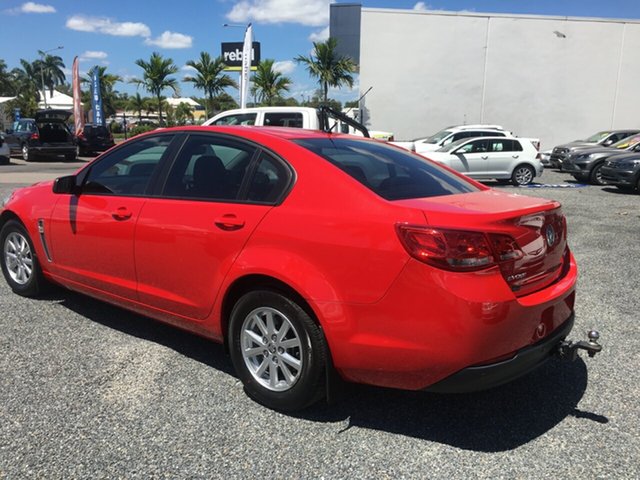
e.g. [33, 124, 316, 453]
[557, 330, 602, 361]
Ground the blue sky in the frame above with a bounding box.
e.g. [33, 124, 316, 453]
[2, 0, 640, 104]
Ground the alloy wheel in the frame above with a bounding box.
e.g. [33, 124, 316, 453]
[4, 232, 33, 285]
[513, 166, 533, 185]
[21, 145, 29, 161]
[240, 307, 303, 392]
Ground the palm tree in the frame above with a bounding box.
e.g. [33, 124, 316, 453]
[0, 59, 13, 95]
[183, 52, 236, 117]
[295, 37, 357, 104]
[251, 59, 291, 106]
[127, 92, 149, 122]
[36, 51, 66, 96]
[82, 66, 122, 118]
[132, 52, 178, 126]
[174, 102, 194, 125]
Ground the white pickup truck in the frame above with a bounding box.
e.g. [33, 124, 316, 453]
[202, 107, 394, 141]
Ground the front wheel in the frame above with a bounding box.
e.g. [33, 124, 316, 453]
[1, 220, 47, 297]
[228, 290, 327, 411]
[511, 164, 535, 186]
[589, 162, 606, 185]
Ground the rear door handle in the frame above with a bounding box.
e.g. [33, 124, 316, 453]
[512, 154, 519, 158]
[481, 155, 488, 159]
[112, 207, 132, 221]
[214, 214, 245, 231]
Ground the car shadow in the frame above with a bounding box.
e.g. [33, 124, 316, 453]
[601, 186, 637, 195]
[38, 288, 606, 451]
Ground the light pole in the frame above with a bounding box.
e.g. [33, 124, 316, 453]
[39, 46, 63, 109]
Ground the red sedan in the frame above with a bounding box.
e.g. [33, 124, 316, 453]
[0, 126, 586, 410]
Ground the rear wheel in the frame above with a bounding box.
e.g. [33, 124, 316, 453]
[511, 164, 535, 186]
[589, 162, 606, 185]
[65, 147, 78, 162]
[1, 220, 46, 297]
[228, 290, 327, 411]
[21, 144, 31, 162]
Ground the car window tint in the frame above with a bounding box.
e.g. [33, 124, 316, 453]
[295, 137, 479, 200]
[83, 135, 173, 196]
[211, 113, 257, 126]
[264, 112, 304, 128]
[459, 139, 488, 153]
[163, 134, 256, 201]
[247, 153, 291, 203]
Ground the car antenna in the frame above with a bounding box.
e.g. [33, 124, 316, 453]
[324, 86, 373, 135]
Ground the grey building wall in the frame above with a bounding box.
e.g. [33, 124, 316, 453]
[331, 6, 640, 150]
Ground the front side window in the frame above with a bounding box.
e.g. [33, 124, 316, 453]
[163, 134, 256, 200]
[458, 139, 489, 154]
[211, 113, 257, 126]
[82, 134, 174, 195]
[295, 137, 479, 200]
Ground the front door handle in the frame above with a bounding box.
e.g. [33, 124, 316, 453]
[112, 207, 132, 221]
[481, 155, 488, 159]
[512, 154, 520, 158]
[214, 214, 245, 231]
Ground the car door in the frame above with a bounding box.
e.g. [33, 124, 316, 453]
[134, 133, 292, 320]
[5, 120, 31, 152]
[449, 138, 489, 176]
[486, 139, 522, 176]
[48, 133, 177, 300]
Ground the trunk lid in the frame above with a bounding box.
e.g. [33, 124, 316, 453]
[395, 190, 568, 296]
[35, 109, 72, 123]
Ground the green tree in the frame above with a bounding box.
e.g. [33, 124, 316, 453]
[0, 59, 13, 95]
[174, 102, 194, 125]
[127, 92, 150, 122]
[295, 37, 356, 104]
[132, 52, 178, 126]
[36, 51, 66, 96]
[209, 92, 238, 112]
[82, 66, 122, 118]
[183, 52, 236, 117]
[251, 59, 292, 106]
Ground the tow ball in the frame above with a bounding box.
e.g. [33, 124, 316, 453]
[557, 330, 602, 361]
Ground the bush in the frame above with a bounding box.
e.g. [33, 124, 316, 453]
[129, 125, 156, 137]
[110, 121, 122, 134]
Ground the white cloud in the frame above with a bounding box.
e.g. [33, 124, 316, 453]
[413, 2, 430, 11]
[308, 26, 329, 42]
[21, 2, 55, 13]
[227, 0, 330, 27]
[66, 15, 151, 37]
[181, 64, 197, 72]
[273, 60, 295, 75]
[79, 50, 108, 60]
[144, 31, 193, 49]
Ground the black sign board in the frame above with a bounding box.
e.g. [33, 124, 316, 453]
[221, 42, 261, 71]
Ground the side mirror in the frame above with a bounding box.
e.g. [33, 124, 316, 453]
[53, 175, 79, 194]
[602, 139, 614, 146]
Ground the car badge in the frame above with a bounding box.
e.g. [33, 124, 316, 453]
[545, 225, 556, 247]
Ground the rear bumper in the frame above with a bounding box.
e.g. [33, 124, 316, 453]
[31, 145, 76, 156]
[321, 252, 578, 391]
[425, 314, 574, 393]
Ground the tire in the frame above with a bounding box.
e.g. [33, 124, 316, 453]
[1, 220, 46, 297]
[21, 144, 31, 162]
[228, 290, 327, 411]
[589, 162, 606, 185]
[511, 164, 535, 186]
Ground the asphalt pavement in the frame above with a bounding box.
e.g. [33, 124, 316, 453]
[0, 163, 638, 478]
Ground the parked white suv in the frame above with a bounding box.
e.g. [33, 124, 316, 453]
[393, 125, 512, 154]
[425, 136, 543, 185]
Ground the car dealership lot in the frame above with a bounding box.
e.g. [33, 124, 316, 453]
[0, 164, 638, 478]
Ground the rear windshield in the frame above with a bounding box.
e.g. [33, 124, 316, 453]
[84, 125, 109, 135]
[294, 137, 479, 200]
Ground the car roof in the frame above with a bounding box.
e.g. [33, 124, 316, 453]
[141, 125, 355, 141]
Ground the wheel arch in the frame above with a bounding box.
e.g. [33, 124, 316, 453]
[220, 274, 321, 351]
[0, 210, 23, 231]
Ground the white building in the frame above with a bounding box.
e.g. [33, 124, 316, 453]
[37, 90, 73, 110]
[330, 4, 640, 149]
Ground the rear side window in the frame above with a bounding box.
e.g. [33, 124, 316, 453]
[295, 138, 479, 200]
[488, 139, 522, 152]
[264, 112, 304, 128]
[247, 153, 291, 203]
[211, 113, 257, 126]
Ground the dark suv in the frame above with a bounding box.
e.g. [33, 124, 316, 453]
[76, 123, 115, 155]
[4, 110, 77, 161]
[549, 129, 640, 168]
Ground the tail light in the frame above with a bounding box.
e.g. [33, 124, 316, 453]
[30, 132, 39, 140]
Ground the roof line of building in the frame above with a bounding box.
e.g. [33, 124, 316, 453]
[360, 7, 640, 25]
